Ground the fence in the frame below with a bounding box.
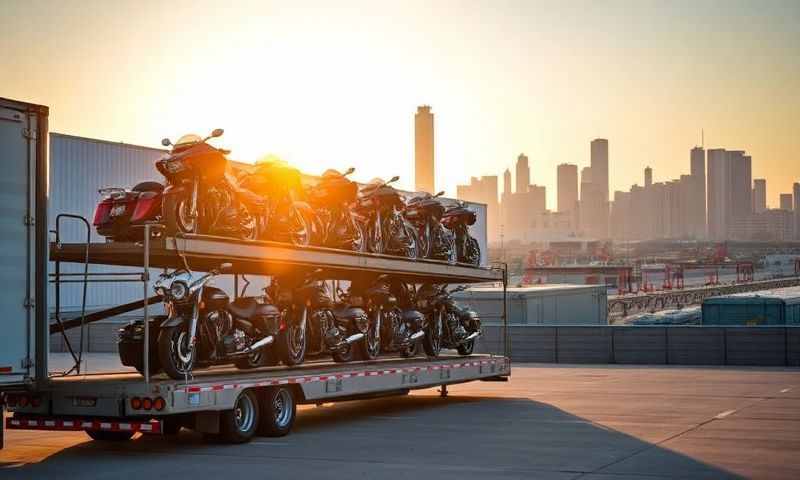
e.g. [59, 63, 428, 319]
[475, 325, 800, 366]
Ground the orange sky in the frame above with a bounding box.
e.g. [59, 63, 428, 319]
[2, 0, 798, 208]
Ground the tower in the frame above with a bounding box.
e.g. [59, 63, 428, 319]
[515, 154, 529, 194]
[414, 106, 434, 193]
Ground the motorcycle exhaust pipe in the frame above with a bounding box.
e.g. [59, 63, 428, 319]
[244, 335, 274, 353]
[344, 333, 365, 344]
[459, 331, 481, 344]
[409, 331, 425, 341]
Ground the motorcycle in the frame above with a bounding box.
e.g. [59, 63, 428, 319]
[237, 158, 318, 246]
[275, 271, 368, 363]
[442, 201, 481, 266]
[154, 263, 281, 379]
[307, 167, 365, 251]
[405, 191, 456, 262]
[355, 177, 418, 258]
[92, 181, 164, 241]
[415, 283, 482, 357]
[157, 129, 258, 240]
[348, 275, 424, 359]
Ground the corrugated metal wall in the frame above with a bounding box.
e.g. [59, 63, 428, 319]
[48, 133, 165, 312]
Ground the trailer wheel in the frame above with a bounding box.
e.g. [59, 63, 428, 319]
[220, 389, 259, 443]
[85, 430, 135, 442]
[258, 386, 296, 437]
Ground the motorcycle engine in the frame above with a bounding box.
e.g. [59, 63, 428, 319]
[223, 329, 248, 355]
[208, 310, 233, 339]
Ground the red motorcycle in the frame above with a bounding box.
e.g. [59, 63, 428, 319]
[92, 181, 164, 241]
[157, 129, 258, 240]
[307, 168, 365, 251]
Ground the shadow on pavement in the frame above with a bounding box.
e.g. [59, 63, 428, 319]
[1, 394, 741, 479]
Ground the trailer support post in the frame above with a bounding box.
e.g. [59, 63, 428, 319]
[143, 224, 150, 386]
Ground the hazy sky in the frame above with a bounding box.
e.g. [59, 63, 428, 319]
[2, 0, 798, 207]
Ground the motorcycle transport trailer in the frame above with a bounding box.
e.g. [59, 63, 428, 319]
[0, 98, 509, 445]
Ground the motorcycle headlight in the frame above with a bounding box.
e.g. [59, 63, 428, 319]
[164, 159, 185, 173]
[170, 281, 189, 300]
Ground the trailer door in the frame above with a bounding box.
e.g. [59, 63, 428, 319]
[0, 104, 37, 386]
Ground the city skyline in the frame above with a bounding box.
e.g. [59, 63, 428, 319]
[2, 1, 798, 207]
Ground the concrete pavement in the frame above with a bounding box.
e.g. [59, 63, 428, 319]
[2, 364, 798, 479]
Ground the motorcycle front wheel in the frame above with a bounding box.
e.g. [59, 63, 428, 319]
[422, 306, 444, 357]
[157, 325, 195, 380]
[286, 204, 312, 247]
[358, 309, 381, 360]
[278, 307, 307, 366]
[163, 193, 197, 236]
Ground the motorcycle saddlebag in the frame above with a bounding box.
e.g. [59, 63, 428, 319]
[117, 317, 163, 371]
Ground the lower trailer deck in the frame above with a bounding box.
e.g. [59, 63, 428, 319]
[7, 355, 509, 421]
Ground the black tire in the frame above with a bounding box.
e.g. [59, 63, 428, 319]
[351, 214, 367, 252]
[358, 308, 381, 360]
[403, 221, 418, 259]
[162, 416, 183, 435]
[368, 214, 384, 254]
[238, 204, 258, 241]
[258, 386, 296, 437]
[132, 181, 164, 193]
[234, 348, 264, 370]
[422, 307, 444, 357]
[85, 430, 135, 442]
[287, 204, 312, 247]
[163, 193, 196, 237]
[465, 235, 480, 266]
[157, 325, 195, 380]
[418, 222, 432, 259]
[278, 307, 307, 366]
[220, 390, 259, 444]
[133, 360, 161, 377]
[456, 339, 475, 356]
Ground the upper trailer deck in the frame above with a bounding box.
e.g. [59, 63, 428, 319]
[50, 234, 504, 284]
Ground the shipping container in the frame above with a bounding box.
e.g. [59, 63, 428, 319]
[453, 284, 607, 325]
[0, 97, 49, 387]
[702, 286, 800, 326]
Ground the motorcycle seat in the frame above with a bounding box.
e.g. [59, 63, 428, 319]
[226, 297, 279, 319]
[333, 306, 366, 320]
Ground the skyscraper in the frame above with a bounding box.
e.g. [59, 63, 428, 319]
[414, 106, 434, 193]
[557, 163, 578, 214]
[515, 154, 529, 194]
[644, 166, 653, 188]
[590, 139, 609, 202]
[690, 146, 706, 238]
[753, 179, 767, 213]
[457, 175, 499, 242]
[503, 168, 511, 197]
[780, 193, 793, 211]
[728, 151, 752, 220]
[707, 149, 730, 240]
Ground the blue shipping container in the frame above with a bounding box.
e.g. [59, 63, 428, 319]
[702, 287, 800, 326]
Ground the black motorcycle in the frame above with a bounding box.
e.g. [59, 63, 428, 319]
[274, 271, 368, 363]
[349, 275, 424, 359]
[415, 283, 482, 357]
[354, 177, 418, 258]
[157, 129, 258, 240]
[154, 264, 281, 379]
[405, 191, 456, 262]
[307, 168, 365, 251]
[442, 201, 480, 266]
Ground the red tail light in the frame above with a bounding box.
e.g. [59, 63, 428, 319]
[130, 397, 142, 410]
[93, 199, 113, 226]
[153, 397, 166, 411]
[141, 397, 153, 410]
[130, 192, 161, 223]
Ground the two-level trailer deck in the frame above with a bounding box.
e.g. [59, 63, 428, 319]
[3, 230, 510, 444]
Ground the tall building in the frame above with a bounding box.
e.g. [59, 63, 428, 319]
[644, 166, 653, 188]
[753, 179, 767, 213]
[728, 151, 752, 220]
[780, 193, 793, 211]
[503, 168, 511, 197]
[690, 146, 706, 238]
[590, 139, 609, 202]
[557, 163, 578, 214]
[707, 149, 730, 240]
[515, 154, 529, 194]
[414, 106, 434, 193]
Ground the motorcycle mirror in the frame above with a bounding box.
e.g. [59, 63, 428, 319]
[435, 190, 445, 197]
[388, 176, 399, 183]
[344, 167, 355, 176]
[211, 128, 224, 138]
[219, 262, 233, 273]
[161, 138, 172, 147]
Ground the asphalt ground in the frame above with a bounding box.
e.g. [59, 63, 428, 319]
[2, 362, 799, 479]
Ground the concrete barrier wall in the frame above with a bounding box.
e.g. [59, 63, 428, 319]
[477, 325, 800, 366]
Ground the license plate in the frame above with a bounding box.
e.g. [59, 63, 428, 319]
[72, 396, 98, 407]
[110, 204, 127, 217]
